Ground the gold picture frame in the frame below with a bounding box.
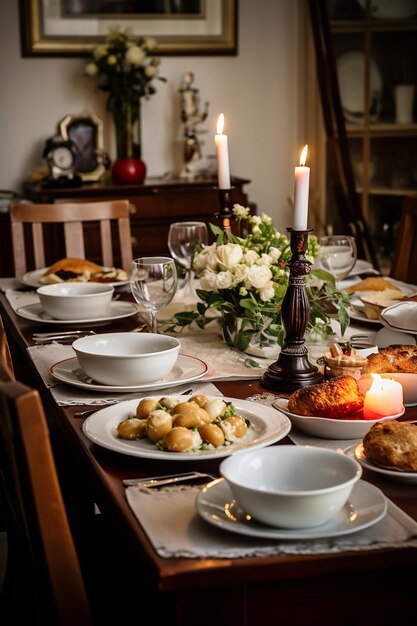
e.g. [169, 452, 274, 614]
[19, 0, 237, 56]
[59, 112, 106, 182]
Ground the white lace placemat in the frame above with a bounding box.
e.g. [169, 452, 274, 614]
[125, 483, 417, 559]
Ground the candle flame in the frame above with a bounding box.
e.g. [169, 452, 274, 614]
[217, 113, 225, 135]
[299, 144, 308, 166]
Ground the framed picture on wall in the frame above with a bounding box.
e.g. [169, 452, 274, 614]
[19, 0, 238, 56]
[59, 112, 106, 182]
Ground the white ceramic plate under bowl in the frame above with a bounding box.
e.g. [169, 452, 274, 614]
[349, 443, 417, 484]
[273, 398, 405, 440]
[196, 478, 387, 540]
[349, 259, 374, 277]
[50, 354, 208, 393]
[82, 396, 291, 461]
[21, 267, 130, 289]
[15, 301, 139, 326]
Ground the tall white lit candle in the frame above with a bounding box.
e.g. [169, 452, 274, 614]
[363, 374, 403, 420]
[215, 113, 231, 189]
[293, 144, 310, 230]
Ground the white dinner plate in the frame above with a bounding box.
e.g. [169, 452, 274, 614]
[348, 305, 382, 326]
[348, 443, 417, 484]
[51, 354, 208, 393]
[380, 302, 417, 335]
[82, 396, 291, 460]
[196, 478, 387, 540]
[273, 398, 404, 440]
[20, 267, 130, 289]
[16, 301, 139, 325]
[337, 52, 382, 123]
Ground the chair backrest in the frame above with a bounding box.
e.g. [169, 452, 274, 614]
[0, 313, 14, 382]
[0, 364, 94, 624]
[390, 196, 417, 284]
[9, 199, 133, 277]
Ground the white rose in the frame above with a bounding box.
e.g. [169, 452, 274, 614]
[125, 45, 146, 65]
[199, 269, 219, 291]
[216, 243, 243, 271]
[233, 204, 250, 219]
[268, 246, 282, 261]
[93, 45, 107, 60]
[232, 264, 249, 285]
[192, 244, 217, 273]
[244, 250, 259, 266]
[246, 265, 272, 289]
[144, 37, 158, 50]
[259, 282, 275, 302]
[215, 271, 234, 290]
[261, 213, 272, 225]
[145, 66, 158, 78]
[85, 62, 98, 76]
[257, 253, 272, 267]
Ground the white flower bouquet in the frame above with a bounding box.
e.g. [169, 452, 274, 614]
[166, 205, 351, 353]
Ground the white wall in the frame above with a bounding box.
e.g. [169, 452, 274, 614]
[0, 0, 303, 231]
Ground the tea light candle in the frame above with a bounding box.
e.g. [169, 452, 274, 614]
[363, 374, 403, 420]
[293, 144, 310, 230]
[215, 113, 231, 189]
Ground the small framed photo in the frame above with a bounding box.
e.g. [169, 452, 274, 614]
[59, 112, 106, 182]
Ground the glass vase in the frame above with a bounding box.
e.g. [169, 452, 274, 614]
[220, 312, 280, 359]
[110, 98, 146, 184]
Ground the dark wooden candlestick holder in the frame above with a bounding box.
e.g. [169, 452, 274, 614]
[261, 228, 323, 392]
[216, 187, 234, 232]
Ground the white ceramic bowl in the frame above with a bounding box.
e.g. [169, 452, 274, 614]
[72, 332, 181, 386]
[220, 446, 362, 529]
[37, 282, 114, 320]
[273, 398, 404, 440]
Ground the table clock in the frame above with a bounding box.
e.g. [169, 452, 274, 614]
[42, 135, 82, 187]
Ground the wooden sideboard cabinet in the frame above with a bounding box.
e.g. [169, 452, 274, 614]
[1, 175, 254, 276]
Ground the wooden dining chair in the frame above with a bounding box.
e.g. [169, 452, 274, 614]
[0, 314, 14, 382]
[9, 199, 133, 277]
[390, 196, 417, 284]
[0, 365, 94, 625]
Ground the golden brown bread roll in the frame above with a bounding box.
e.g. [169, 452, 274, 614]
[288, 375, 364, 418]
[363, 421, 417, 471]
[344, 277, 397, 294]
[43, 257, 103, 276]
[362, 345, 417, 374]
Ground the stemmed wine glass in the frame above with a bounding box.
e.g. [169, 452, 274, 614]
[317, 235, 358, 282]
[130, 257, 178, 333]
[167, 221, 208, 298]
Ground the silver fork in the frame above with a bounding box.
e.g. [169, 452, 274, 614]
[32, 330, 97, 343]
[123, 471, 215, 488]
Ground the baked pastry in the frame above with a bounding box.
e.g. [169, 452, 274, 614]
[344, 276, 397, 294]
[363, 420, 417, 471]
[362, 345, 417, 374]
[287, 375, 364, 418]
[39, 257, 103, 284]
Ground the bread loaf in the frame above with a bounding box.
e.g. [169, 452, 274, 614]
[287, 375, 364, 418]
[362, 345, 417, 374]
[363, 420, 417, 472]
[344, 276, 397, 294]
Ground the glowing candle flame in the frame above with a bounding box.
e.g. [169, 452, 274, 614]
[300, 144, 308, 167]
[217, 113, 225, 135]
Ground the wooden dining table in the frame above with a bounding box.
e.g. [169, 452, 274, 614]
[1, 289, 417, 626]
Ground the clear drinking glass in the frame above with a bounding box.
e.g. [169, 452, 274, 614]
[167, 221, 208, 297]
[317, 235, 357, 281]
[130, 257, 178, 333]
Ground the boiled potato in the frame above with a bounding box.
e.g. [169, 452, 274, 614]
[159, 396, 180, 410]
[198, 423, 225, 447]
[164, 427, 202, 452]
[117, 417, 147, 440]
[204, 399, 227, 421]
[220, 416, 247, 441]
[190, 394, 208, 408]
[146, 410, 173, 442]
[136, 398, 159, 419]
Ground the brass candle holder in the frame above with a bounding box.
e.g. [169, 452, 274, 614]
[216, 187, 234, 233]
[261, 228, 323, 392]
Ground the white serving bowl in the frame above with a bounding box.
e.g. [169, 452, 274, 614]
[273, 398, 404, 440]
[220, 446, 362, 529]
[37, 282, 114, 320]
[72, 332, 181, 386]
